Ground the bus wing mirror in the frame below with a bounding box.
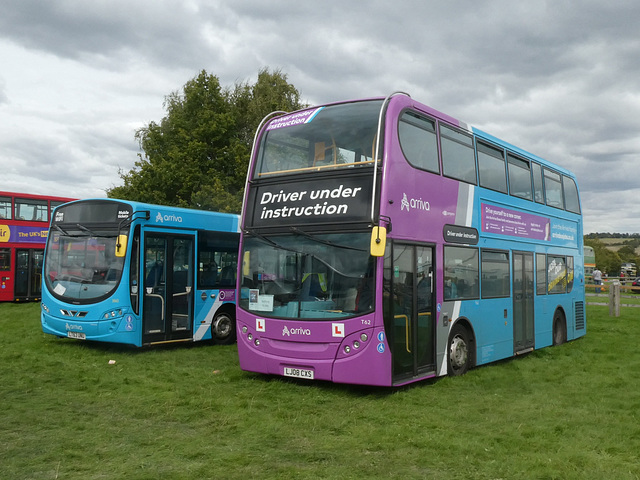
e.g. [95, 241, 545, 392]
[243, 251, 250, 276]
[115, 235, 128, 257]
[370, 226, 387, 257]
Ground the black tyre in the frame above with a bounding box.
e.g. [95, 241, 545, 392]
[448, 323, 472, 376]
[552, 310, 566, 346]
[211, 311, 236, 345]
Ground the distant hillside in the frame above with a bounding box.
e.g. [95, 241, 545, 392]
[595, 237, 640, 255]
[585, 233, 640, 239]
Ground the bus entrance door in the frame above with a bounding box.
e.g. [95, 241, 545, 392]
[142, 234, 194, 345]
[15, 249, 43, 300]
[385, 244, 436, 383]
[513, 252, 535, 353]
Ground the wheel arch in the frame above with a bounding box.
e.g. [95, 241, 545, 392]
[210, 301, 237, 344]
[449, 316, 477, 369]
[552, 306, 567, 345]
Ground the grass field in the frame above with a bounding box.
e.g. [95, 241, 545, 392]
[2, 303, 640, 479]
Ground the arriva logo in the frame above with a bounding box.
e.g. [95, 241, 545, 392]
[65, 323, 83, 331]
[282, 326, 311, 337]
[401, 193, 430, 212]
[0, 225, 9, 243]
[155, 212, 183, 223]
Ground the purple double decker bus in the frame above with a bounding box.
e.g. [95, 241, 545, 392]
[237, 93, 585, 386]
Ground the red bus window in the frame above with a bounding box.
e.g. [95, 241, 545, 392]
[0, 197, 11, 220]
[0, 248, 10, 271]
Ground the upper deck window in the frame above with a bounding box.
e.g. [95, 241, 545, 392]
[0, 197, 11, 220]
[507, 154, 533, 201]
[440, 125, 477, 185]
[477, 141, 507, 193]
[15, 198, 48, 222]
[254, 100, 383, 178]
[544, 169, 563, 209]
[398, 111, 439, 174]
[532, 163, 545, 204]
[563, 176, 581, 214]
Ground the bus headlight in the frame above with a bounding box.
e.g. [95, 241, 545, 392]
[344, 345, 351, 354]
[42, 304, 50, 313]
[360, 333, 368, 342]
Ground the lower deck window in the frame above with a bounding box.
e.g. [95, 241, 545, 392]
[444, 246, 479, 300]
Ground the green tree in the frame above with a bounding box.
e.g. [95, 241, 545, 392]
[585, 238, 622, 276]
[108, 68, 305, 213]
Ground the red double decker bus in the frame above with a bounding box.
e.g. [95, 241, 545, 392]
[0, 191, 76, 301]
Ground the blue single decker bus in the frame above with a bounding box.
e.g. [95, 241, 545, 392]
[41, 199, 240, 347]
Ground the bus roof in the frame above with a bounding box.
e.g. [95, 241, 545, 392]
[57, 198, 241, 233]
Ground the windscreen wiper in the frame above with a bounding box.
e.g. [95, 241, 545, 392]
[53, 225, 70, 235]
[76, 224, 97, 236]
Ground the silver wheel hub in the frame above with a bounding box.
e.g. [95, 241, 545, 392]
[213, 315, 231, 337]
[450, 335, 468, 368]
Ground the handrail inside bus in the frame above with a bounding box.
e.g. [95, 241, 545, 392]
[257, 159, 375, 177]
[394, 314, 411, 353]
[395, 312, 432, 354]
[145, 291, 165, 322]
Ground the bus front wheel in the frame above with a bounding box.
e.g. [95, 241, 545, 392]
[212, 311, 236, 345]
[448, 323, 472, 376]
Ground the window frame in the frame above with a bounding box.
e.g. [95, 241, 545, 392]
[443, 245, 480, 301]
[481, 249, 511, 299]
[477, 140, 508, 194]
[398, 110, 440, 174]
[440, 124, 477, 185]
[507, 154, 533, 201]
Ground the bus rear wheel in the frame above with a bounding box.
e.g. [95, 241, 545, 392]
[211, 311, 236, 345]
[448, 323, 471, 376]
[552, 310, 567, 346]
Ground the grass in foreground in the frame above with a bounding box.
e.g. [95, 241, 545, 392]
[1, 303, 639, 479]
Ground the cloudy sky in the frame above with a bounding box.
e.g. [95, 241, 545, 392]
[1, 1, 639, 233]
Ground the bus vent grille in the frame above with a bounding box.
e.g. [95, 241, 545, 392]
[60, 310, 89, 318]
[574, 301, 585, 330]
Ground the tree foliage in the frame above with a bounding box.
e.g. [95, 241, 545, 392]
[108, 68, 305, 213]
[585, 238, 622, 276]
